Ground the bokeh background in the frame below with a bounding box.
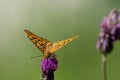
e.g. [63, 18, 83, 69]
[0, 0, 120, 80]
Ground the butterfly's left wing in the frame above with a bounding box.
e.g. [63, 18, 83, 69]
[24, 29, 52, 53]
[49, 35, 79, 53]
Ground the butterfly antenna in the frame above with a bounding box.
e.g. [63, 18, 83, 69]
[31, 55, 42, 59]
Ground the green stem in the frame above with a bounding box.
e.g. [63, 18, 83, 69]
[101, 54, 107, 80]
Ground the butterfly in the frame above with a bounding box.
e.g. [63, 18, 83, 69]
[24, 29, 79, 58]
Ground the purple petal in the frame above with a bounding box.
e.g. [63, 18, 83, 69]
[40, 55, 58, 80]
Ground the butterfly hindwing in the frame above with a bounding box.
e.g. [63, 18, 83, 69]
[24, 29, 52, 53]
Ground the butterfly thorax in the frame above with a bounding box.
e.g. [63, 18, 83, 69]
[43, 43, 54, 58]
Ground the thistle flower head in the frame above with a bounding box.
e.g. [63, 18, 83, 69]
[96, 9, 120, 54]
[40, 54, 58, 80]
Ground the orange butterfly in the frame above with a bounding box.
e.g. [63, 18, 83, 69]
[24, 29, 79, 58]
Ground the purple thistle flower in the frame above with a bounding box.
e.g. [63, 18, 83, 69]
[96, 9, 120, 54]
[40, 54, 58, 80]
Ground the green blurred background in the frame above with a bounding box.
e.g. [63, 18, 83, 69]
[0, 0, 120, 80]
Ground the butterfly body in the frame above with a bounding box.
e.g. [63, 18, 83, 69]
[24, 29, 79, 58]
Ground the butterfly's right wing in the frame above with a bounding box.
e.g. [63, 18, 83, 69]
[24, 29, 52, 53]
[50, 35, 79, 53]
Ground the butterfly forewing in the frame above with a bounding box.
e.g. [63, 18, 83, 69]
[50, 35, 79, 53]
[24, 29, 52, 53]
